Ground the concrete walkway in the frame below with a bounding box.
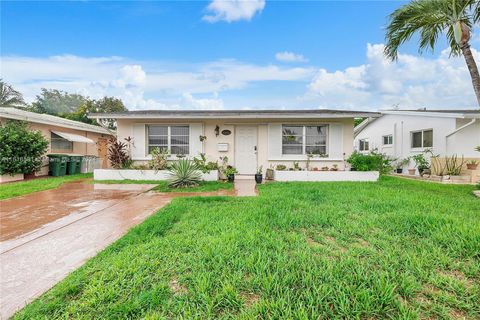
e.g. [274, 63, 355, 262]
[0, 181, 234, 319]
[234, 175, 258, 196]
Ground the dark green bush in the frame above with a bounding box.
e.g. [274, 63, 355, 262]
[347, 150, 393, 174]
[0, 120, 49, 175]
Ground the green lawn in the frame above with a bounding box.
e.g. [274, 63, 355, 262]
[15, 177, 480, 319]
[0, 173, 93, 200]
[94, 180, 234, 193]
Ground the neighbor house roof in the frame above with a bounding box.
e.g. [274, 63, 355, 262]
[0, 107, 113, 135]
[89, 109, 381, 119]
[353, 108, 480, 136]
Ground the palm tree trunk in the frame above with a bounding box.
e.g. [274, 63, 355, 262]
[461, 43, 480, 106]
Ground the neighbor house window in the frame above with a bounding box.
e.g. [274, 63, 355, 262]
[411, 129, 432, 148]
[382, 135, 393, 145]
[359, 139, 369, 151]
[282, 125, 328, 155]
[148, 125, 189, 155]
[51, 132, 73, 151]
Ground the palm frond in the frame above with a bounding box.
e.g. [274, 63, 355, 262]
[0, 79, 25, 108]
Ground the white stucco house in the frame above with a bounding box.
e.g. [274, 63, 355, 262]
[90, 109, 379, 174]
[354, 109, 480, 171]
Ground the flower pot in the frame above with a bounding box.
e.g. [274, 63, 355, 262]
[466, 164, 478, 170]
[396, 168, 403, 174]
[255, 174, 263, 184]
[227, 174, 235, 182]
[408, 169, 416, 175]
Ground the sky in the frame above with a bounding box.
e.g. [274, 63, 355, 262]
[1, 0, 479, 111]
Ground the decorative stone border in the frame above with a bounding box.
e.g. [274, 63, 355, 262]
[274, 170, 379, 182]
[0, 174, 25, 184]
[94, 169, 218, 181]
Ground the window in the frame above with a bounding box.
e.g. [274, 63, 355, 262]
[411, 129, 433, 148]
[359, 139, 369, 151]
[382, 135, 393, 145]
[148, 125, 189, 155]
[51, 132, 73, 151]
[282, 125, 327, 155]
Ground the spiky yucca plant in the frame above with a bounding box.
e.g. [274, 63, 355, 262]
[167, 159, 202, 188]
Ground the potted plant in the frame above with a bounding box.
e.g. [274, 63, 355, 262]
[411, 154, 429, 176]
[255, 166, 263, 184]
[321, 166, 329, 171]
[395, 158, 410, 174]
[224, 166, 237, 182]
[467, 160, 478, 170]
[275, 164, 286, 171]
[408, 168, 416, 175]
[330, 164, 338, 171]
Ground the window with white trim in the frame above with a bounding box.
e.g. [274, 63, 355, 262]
[382, 134, 393, 145]
[411, 129, 432, 148]
[147, 125, 189, 155]
[359, 139, 369, 151]
[51, 132, 73, 151]
[282, 125, 328, 155]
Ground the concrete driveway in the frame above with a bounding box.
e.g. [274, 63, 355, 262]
[0, 180, 205, 319]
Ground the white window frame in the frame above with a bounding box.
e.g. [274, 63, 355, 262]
[382, 134, 393, 146]
[359, 138, 369, 151]
[281, 124, 329, 156]
[410, 129, 433, 149]
[147, 125, 189, 155]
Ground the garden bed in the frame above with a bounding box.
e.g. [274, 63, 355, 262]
[392, 173, 473, 184]
[93, 169, 219, 181]
[274, 170, 379, 182]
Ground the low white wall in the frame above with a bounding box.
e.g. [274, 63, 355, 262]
[94, 169, 218, 181]
[0, 173, 24, 184]
[274, 170, 379, 182]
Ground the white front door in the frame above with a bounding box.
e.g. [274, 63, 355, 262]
[235, 126, 258, 174]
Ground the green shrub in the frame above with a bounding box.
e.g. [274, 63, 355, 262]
[347, 150, 393, 174]
[0, 120, 48, 175]
[148, 147, 169, 171]
[193, 153, 218, 173]
[167, 159, 202, 188]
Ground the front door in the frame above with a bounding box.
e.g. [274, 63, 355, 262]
[235, 126, 257, 174]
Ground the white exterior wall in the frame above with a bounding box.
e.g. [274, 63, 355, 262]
[116, 118, 355, 173]
[354, 114, 480, 165]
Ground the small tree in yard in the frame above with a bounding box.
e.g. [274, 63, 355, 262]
[0, 120, 48, 175]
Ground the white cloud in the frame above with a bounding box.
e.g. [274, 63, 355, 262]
[202, 0, 265, 23]
[304, 43, 479, 109]
[0, 55, 312, 110]
[275, 51, 308, 63]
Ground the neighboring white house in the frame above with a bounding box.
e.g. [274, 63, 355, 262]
[89, 109, 379, 174]
[354, 109, 480, 170]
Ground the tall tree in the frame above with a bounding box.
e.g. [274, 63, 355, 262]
[385, 0, 480, 106]
[0, 80, 25, 108]
[64, 96, 128, 129]
[29, 89, 86, 115]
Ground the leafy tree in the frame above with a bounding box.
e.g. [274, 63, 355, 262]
[0, 79, 25, 108]
[385, 0, 480, 105]
[64, 96, 127, 129]
[354, 118, 366, 127]
[0, 120, 49, 175]
[28, 89, 86, 115]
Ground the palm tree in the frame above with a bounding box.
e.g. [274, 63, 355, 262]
[385, 0, 480, 106]
[0, 80, 25, 108]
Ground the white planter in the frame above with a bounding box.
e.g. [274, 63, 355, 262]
[94, 169, 218, 181]
[0, 173, 24, 183]
[274, 170, 379, 182]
